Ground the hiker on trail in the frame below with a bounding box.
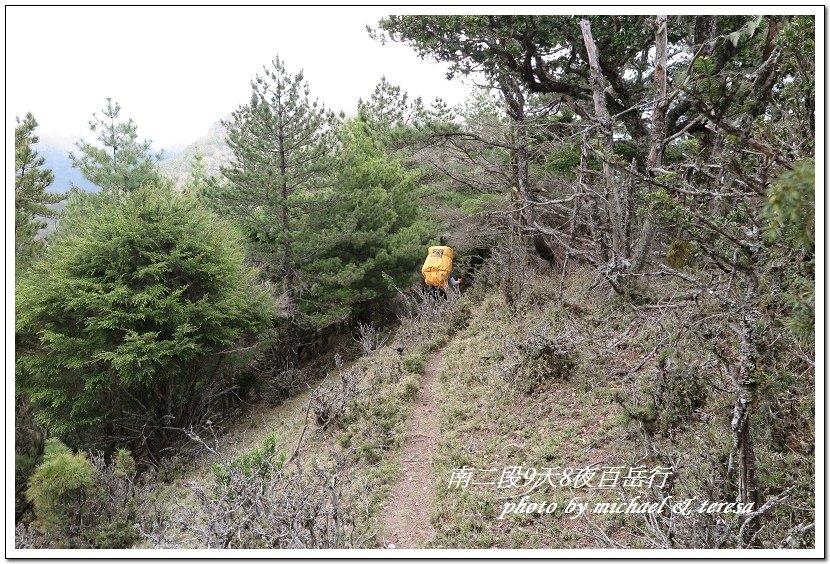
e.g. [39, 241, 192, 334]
[421, 245, 462, 297]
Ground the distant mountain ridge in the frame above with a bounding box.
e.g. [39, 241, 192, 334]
[158, 118, 233, 188]
[26, 119, 232, 239]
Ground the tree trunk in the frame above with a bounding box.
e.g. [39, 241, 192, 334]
[501, 73, 557, 264]
[580, 19, 626, 259]
[582, 133, 610, 262]
[501, 75, 535, 229]
[279, 131, 290, 286]
[732, 229, 762, 545]
[631, 15, 669, 272]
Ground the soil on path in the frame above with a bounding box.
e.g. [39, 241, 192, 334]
[379, 349, 444, 549]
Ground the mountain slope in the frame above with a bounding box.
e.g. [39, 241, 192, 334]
[158, 119, 233, 187]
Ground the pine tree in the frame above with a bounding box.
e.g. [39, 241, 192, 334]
[69, 98, 163, 193]
[25, 439, 97, 532]
[15, 113, 63, 272]
[210, 55, 340, 319]
[183, 152, 209, 198]
[357, 76, 425, 130]
[298, 119, 431, 327]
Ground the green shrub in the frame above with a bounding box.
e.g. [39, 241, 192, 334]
[212, 433, 287, 492]
[403, 351, 428, 373]
[16, 183, 275, 452]
[113, 448, 136, 479]
[629, 350, 708, 436]
[502, 324, 578, 394]
[655, 358, 706, 434]
[84, 518, 139, 549]
[666, 238, 695, 268]
[400, 373, 421, 400]
[20, 440, 147, 549]
[25, 439, 98, 530]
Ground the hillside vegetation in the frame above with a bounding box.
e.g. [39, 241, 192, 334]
[432, 267, 813, 549]
[14, 14, 815, 552]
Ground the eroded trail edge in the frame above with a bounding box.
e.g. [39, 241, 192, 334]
[379, 349, 443, 549]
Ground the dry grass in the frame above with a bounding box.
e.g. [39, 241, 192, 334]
[137, 288, 467, 549]
[429, 264, 814, 549]
[430, 276, 638, 548]
[136, 263, 814, 550]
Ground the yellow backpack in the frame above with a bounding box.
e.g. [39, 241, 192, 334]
[421, 246, 454, 288]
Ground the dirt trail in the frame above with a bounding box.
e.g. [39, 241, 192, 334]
[379, 349, 443, 549]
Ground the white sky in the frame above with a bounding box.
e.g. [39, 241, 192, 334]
[7, 5, 821, 153]
[6, 6, 476, 152]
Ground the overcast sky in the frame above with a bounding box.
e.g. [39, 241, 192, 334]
[6, 6, 477, 153]
[9, 5, 816, 154]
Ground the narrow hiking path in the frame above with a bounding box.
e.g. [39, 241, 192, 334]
[137, 336, 444, 549]
[378, 348, 444, 549]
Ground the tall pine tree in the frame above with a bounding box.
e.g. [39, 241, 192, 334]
[15, 113, 63, 272]
[209, 56, 340, 322]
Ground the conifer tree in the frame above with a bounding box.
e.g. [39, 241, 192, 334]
[16, 183, 275, 451]
[69, 98, 163, 193]
[210, 56, 340, 319]
[357, 76, 425, 130]
[298, 119, 431, 326]
[183, 152, 209, 198]
[15, 113, 63, 271]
